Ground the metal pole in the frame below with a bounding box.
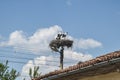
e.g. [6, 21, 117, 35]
[60, 47, 64, 70]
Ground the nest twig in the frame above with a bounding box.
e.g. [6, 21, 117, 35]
[49, 39, 73, 52]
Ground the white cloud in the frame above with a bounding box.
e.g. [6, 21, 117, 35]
[64, 50, 92, 61]
[0, 25, 62, 54]
[0, 25, 102, 52]
[74, 38, 102, 49]
[8, 31, 27, 46]
[21, 56, 59, 80]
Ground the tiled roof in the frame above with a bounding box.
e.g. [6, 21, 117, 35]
[34, 50, 120, 80]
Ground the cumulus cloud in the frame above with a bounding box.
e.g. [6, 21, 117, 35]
[0, 25, 102, 52]
[0, 25, 62, 54]
[74, 38, 102, 49]
[21, 56, 59, 80]
[8, 31, 27, 46]
[64, 50, 92, 61]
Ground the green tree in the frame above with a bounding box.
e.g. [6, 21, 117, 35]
[0, 60, 19, 80]
[29, 66, 41, 80]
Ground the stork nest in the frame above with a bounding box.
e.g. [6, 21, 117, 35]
[49, 39, 73, 52]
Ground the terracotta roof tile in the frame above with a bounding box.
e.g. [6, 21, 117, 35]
[34, 50, 120, 80]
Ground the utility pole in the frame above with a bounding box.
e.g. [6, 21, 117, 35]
[60, 46, 64, 69]
[49, 32, 73, 70]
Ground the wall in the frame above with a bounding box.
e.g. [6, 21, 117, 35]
[79, 72, 120, 80]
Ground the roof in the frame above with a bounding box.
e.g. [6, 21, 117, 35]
[34, 50, 120, 80]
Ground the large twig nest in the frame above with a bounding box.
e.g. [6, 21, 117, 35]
[49, 39, 73, 52]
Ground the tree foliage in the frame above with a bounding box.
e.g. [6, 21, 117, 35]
[29, 66, 41, 80]
[0, 60, 19, 80]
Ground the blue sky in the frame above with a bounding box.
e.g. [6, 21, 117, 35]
[0, 0, 120, 80]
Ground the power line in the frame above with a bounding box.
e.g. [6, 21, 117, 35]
[0, 49, 60, 60]
[0, 55, 59, 63]
[0, 60, 58, 67]
[0, 45, 64, 55]
[0, 48, 59, 58]
[0, 46, 51, 54]
[0, 48, 79, 63]
[0, 49, 41, 56]
[0, 55, 76, 63]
